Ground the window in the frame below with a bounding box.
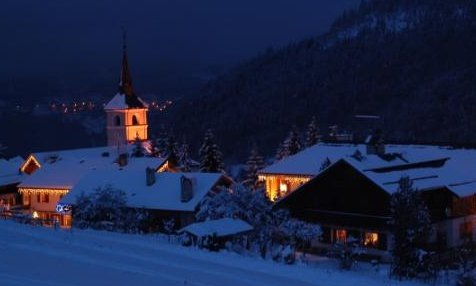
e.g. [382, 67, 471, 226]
[42, 193, 49, 203]
[114, 115, 121, 126]
[37, 193, 41, 203]
[23, 194, 30, 206]
[335, 229, 347, 244]
[132, 115, 139, 125]
[364, 232, 379, 247]
[279, 182, 288, 194]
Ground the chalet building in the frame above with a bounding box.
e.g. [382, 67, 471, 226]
[272, 143, 476, 256]
[0, 156, 24, 207]
[17, 147, 169, 227]
[59, 170, 231, 230]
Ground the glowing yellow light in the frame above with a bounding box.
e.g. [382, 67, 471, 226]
[364, 232, 379, 246]
[279, 182, 288, 193]
[32, 211, 39, 219]
[18, 188, 69, 196]
[157, 161, 170, 173]
[20, 155, 41, 174]
[336, 229, 347, 243]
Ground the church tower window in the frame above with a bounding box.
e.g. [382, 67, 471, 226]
[104, 30, 149, 147]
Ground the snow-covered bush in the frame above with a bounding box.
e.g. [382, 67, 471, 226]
[73, 185, 148, 233]
[455, 244, 476, 286]
[330, 241, 365, 270]
[197, 183, 321, 261]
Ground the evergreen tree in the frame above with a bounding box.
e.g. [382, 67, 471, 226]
[305, 116, 320, 147]
[287, 126, 302, 156]
[245, 145, 265, 190]
[319, 157, 332, 171]
[178, 140, 192, 172]
[390, 176, 432, 279]
[275, 141, 288, 161]
[131, 136, 145, 157]
[275, 126, 302, 161]
[155, 125, 169, 157]
[148, 137, 161, 157]
[165, 133, 179, 167]
[199, 129, 224, 173]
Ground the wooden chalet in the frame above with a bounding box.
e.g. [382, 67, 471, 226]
[17, 146, 169, 227]
[0, 156, 24, 208]
[60, 170, 231, 230]
[271, 142, 476, 256]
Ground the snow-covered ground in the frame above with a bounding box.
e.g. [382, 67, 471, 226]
[0, 221, 434, 286]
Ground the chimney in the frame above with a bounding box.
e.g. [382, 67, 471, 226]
[146, 167, 156, 186]
[181, 175, 195, 202]
[365, 129, 385, 156]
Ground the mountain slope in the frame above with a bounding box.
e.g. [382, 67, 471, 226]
[167, 0, 476, 161]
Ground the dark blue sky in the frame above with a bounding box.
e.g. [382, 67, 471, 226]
[1, 0, 358, 96]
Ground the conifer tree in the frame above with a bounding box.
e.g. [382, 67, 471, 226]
[245, 145, 265, 190]
[148, 137, 160, 157]
[319, 157, 331, 171]
[275, 126, 302, 161]
[390, 176, 432, 279]
[165, 133, 179, 167]
[178, 140, 192, 172]
[156, 125, 168, 157]
[131, 136, 145, 157]
[305, 116, 320, 147]
[275, 141, 288, 161]
[287, 126, 302, 156]
[199, 129, 224, 173]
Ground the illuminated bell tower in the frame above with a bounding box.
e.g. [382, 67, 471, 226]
[105, 33, 149, 147]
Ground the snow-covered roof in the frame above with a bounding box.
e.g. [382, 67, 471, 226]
[265, 143, 476, 198]
[0, 156, 24, 187]
[104, 93, 148, 110]
[179, 218, 253, 237]
[60, 171, 224, 212]
[259, 143, 455, 176]
[19, 146, 166, 190]
[30, 146, 128, 165]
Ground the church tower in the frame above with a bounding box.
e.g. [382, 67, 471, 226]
[105, 34, 149, 147]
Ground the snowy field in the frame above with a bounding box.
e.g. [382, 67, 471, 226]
[0, 221, 434, 286]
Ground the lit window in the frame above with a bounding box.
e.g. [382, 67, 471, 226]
[364, 232, 379, 247]
[279, 182, 288, 193]
[336, 229, 347, 243]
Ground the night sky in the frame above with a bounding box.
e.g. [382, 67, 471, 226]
[0, 0, 358, 96]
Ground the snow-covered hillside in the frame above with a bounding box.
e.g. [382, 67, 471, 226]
[0, 221, 429, 286]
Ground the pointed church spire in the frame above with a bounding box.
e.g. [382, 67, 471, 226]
[119, 28, 134, 96]
[116, 28, 144, 108]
